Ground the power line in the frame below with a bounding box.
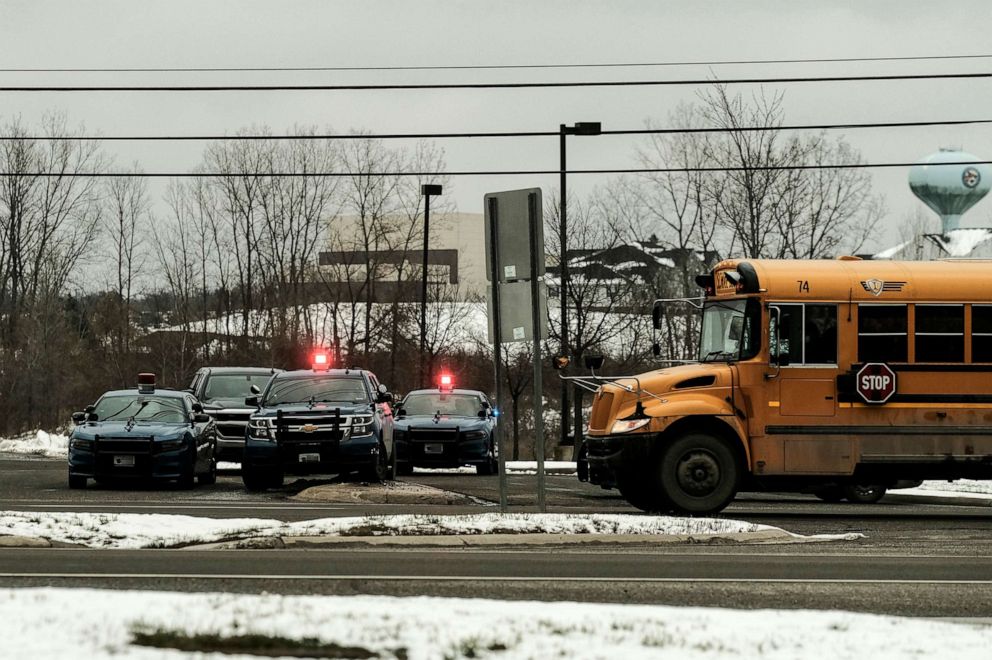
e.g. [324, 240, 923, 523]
[3, 53, 991, 73]
[4, 119, 991, 142]
[0, 71, 989, 92]
[6, 160, 990, 178]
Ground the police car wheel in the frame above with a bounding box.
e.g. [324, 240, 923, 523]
[360, 442, 390, 482]
[476, 445, 498, 475]
[68, 474, 87, 489]
[198, 459, 217, 485]
[242, 467, 281, 491]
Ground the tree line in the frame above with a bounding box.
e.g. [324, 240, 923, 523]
[0, 85, 884, 452]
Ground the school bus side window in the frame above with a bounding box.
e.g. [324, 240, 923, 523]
[973, 306, 992, 362]
[858, 304, 907, 363]
[770, 303, 837, 365]
[915, 305, 964, 362]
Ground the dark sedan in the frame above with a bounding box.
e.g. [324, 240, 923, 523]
[393, 387, 498, 475]
[67, 374, 217, 489]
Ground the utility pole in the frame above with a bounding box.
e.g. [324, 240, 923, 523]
[419, 183, 442, 388]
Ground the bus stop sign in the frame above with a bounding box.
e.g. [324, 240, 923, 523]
[856, 363, 897, 404]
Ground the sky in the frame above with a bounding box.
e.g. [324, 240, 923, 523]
[1, 0, 991, 253]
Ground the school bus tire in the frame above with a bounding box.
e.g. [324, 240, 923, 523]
[842, 483, 887, 504]
[656, 431, 740, 515]
[813, 486, 846, 503]
[616, 469, 670, 513]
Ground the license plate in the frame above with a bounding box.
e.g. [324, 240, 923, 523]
[424, 444, 444, 455]
[113, 455, 135, 467]
[299, 452, 321, 463]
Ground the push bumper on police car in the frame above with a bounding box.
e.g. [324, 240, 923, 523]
[393, 426, 491, 469]
[243, 411, 380, 475]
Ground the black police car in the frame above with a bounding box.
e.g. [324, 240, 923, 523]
[393, 375, 498, 475]
[189, 366, 281, 462]
[241, 354, 395, 491]
[67, 374, 218, 489]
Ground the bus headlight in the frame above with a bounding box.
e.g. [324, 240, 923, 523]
[610, 418, 651, 434]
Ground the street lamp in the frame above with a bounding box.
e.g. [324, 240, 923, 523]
[419, 183, 443, 388]
[559, 122, 601, 450]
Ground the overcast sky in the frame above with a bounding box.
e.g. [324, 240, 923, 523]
[2, 0, 991, 252]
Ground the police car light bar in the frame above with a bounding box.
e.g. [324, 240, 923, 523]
[137, 372, 156, 393]
[312, 352, 330, 371]
[439, 373, 453, 390]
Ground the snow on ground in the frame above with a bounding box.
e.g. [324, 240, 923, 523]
[0, 511, 859, 548]
[915, 479, 992, 495]
[3, 588, 991, 660]
[0, 430, 68, 458]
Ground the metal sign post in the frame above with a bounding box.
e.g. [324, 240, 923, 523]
[487, 196, 509, 512]
[485, 188, 548, 514]
[527, 191, 546, 512]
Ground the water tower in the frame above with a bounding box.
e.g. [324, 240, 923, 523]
[909, 148, 990, 235]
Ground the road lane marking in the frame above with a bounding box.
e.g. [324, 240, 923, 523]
[3, 573, 992, 585]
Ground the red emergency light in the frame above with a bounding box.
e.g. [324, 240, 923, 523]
[312, 352, 331, 371]
[137, 372, 156, 394]
[439, 373, 454, 391]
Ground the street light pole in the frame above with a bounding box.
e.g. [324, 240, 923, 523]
[558, 122, 601, 451]
[419, 183, 442, 389]
[559, 125, 569, 449]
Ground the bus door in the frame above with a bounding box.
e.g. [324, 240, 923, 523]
[766, 303, 848, 473]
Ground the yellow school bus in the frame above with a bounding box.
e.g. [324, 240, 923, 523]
[584, 258, 992, 514]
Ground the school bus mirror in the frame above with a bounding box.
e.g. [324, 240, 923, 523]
[584, 355, 605, 370]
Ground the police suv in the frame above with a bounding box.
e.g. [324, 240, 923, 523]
[67, 374, 218, 489]
[393, 374, 498, 475]
[241, 353, 395, 490]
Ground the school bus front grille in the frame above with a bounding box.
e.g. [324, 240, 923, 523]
[590, 392, 614, 431]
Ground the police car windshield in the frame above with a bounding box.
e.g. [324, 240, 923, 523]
[265, 376, 370, 406]
[95, 395, 187, 424]
[403, 393, 482, 417]
[203, 374, 272, 403]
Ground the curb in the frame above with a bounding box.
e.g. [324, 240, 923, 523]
[0, 535, 51, 548]
[184, 528, 859, 550]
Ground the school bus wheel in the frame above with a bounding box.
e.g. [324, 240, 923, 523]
[656, 431, 740, 515]
[616, 468, 670, 513]
[812, 486, 845, 503]
[842, 483, 886, 504]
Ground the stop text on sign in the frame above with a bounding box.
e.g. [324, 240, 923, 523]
[861, 374, 891, 390]
[855, 362, 897, 404]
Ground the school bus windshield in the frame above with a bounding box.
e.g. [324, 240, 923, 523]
[698, 298, 760, 362]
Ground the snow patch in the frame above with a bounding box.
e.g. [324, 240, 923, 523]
[0, 431, 68, 458]
[3, 588, 992, 659]
[0, 511, 859, 549]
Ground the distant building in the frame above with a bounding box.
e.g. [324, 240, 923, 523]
[317, 213, 487, 301]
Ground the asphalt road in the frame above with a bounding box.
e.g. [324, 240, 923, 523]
[3, 454, 992, 616]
